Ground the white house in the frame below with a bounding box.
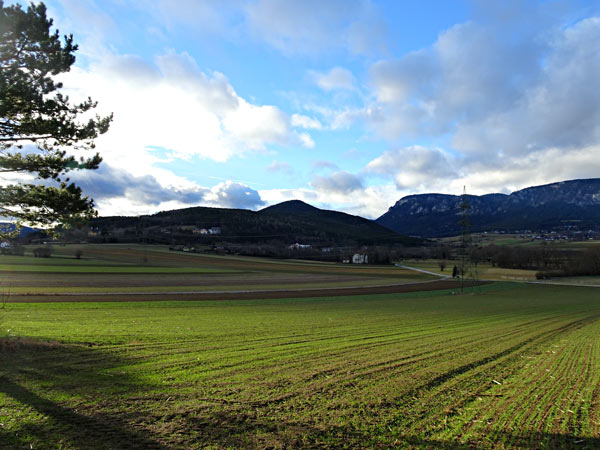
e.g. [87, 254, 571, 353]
[352, 253, 368, 264]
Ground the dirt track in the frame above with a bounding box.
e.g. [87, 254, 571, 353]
[8, 280, 489, 302]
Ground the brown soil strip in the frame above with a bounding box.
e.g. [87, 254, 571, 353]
[7, 280, 489, 303]
[1, 272, 399, 288]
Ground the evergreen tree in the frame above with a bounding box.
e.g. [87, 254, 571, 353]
[0, 1, 112, 232]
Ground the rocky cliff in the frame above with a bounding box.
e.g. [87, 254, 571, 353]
[376, 179, 600, 237]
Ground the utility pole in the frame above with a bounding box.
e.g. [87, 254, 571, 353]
[459, 186, 472, 293]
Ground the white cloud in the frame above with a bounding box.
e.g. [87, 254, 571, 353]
[291, 114, 323, 130]
[298, 132, 315, 148]
[311, 171, 364, 195]
[311, 160, 339, 171]
[447, 144, 600, 196]
[59, 50, 308, 172]
[366, 15, 600, 160]
[452, 17, 600, 157]
[222, 100, 292, 150]
[310, 67, 356, 91]
[259, 184, 407, 219]
[265, 161, 293, 175]
[243, 0, 387, 55]
[365, 146, 456, 190]
[259, 187, 319, 207]
[67, 0, 387, 57]
[361, 143, 600, 201]
[50, 48, 317, 216]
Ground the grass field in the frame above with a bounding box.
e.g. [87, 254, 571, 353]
[1, 282, 599, 449]
[1, 245, 435, 300]
[1, 245, 599, 448]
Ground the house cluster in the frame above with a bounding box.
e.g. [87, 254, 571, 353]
[288, 242, 311, 250]
[192, 226, 222, 235]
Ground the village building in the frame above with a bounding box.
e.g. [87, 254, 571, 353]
[352, 253, 368, 264]
[288, 243, 311, 250]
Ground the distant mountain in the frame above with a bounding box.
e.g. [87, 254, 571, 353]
[91, 200, 420, 246]
[260, 200, 320, 214]
[259, 200, 419, 244]
[376, 179, 600, 237]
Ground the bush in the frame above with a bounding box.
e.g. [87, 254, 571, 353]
[0, 244, 25, 256]
[33, 247, 53, 258]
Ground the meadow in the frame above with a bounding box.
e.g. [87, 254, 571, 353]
[1, 245, 599, 449]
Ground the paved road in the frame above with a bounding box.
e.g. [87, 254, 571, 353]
[395, 264, 450, 278]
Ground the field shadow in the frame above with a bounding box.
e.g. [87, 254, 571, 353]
[0, 339, 169, 450]
[168, 408, 371, 449]
[0, 339, 370, 449]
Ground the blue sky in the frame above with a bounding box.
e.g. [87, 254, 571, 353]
[21, 0, 600, 218]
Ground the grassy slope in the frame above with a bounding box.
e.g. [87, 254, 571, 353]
[1, 283, 599, 449]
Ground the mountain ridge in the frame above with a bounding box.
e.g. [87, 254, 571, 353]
[91, 199, 419, 246]
[376, 178, 600, 237]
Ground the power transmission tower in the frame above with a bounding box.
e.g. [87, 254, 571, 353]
[459, 186, 474, 293]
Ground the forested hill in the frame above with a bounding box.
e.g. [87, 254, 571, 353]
[376, 178, 600, 237]
[91, 200, 420, 246]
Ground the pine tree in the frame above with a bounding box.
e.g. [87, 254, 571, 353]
[0, 1, 112, 233]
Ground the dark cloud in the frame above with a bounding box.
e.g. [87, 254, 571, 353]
[66, 164, 206, 205]
[65, 164, 264, 210]
[208, 181, 265, 209]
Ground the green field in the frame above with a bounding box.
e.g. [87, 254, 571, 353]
[1, 282, 599, 449]
[1, 245, 435, 300]
[1, 245, 599, 448]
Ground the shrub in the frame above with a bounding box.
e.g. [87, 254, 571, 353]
[33, 247, 53, 258]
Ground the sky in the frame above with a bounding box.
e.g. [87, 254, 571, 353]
[14, 0, 600, 218]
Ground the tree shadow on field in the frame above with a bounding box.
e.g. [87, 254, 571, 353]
[0, 339, 169, 450]
[0, 338, 374, 449]
[168, 408, 372, 449]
